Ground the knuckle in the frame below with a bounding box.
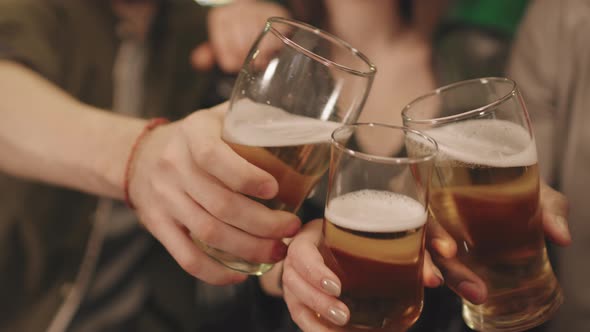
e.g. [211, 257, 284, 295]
[207, 195, 234, 220]
[309, 291, 323, 311]
[196, 220, 219, 246]
[266, 217, 293, 237]
[155, 153, 178, 174]
[240, 246, 265, 263]
[281, 268, 297, 289]
[194, 141, 219, 165]
[263, 222, 286, 237]
[150, 180, 168, 200]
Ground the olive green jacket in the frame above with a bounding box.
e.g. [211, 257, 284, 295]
[0, 1, 212, 330]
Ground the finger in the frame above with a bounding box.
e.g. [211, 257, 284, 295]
[253, 30, 284, 70]
[209, 9, 244, 73]
[540, 182, 571, 246]
[224, 21, 250, 71]
[181, 119, 280, 200]
[432, 254, 487, 304]
[283, 288, 347, 332]
[283, 260, 349, 326]
[426, 215, 457, 259]
[422, 251, 444, 288]
[207, 8, 238, 73]
[184, 165, 301, 238]
[287, 219, 342, 296]
[191, 42, 215, 71]
[154, 179, 289, 264]
[139, 208, 247, 285]
[232, 20, 258, 67]
[157, 138, 300, 238]
[218, 21, 244, 73]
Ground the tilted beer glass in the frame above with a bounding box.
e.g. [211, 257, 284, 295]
[196, 17, 375, 275]
[402, 77, 563, 331]
[320, 123, 437, 331]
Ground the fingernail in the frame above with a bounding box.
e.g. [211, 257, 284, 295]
[271, 242, 288, 262]
[433, 266, 445, 286]
[327, 307, 348, 326]
[555, 215, 571, 240]
[257, 181, 276, 198]
[458, 281, 485, 304]
[321, 279, 341, 296]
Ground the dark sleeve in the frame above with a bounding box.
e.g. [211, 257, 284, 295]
[0, 0, 63, 83]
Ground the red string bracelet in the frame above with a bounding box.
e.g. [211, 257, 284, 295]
[124, 117, 170, 209]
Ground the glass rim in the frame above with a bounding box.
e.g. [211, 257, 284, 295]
[266, 17, 376, 78]
[331, 123, 438, 165]
[401, 77, 518, 125]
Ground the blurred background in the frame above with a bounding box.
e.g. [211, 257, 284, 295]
[1, 0, 585, 331]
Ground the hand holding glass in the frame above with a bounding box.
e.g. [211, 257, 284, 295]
[195, 17, 375, 275]
[402, 77, 563, 331]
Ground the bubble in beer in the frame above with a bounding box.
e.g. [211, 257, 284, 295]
[422, 119, 537, 167]
[223, 99, 342, 147]
[326, 189, 427, 233]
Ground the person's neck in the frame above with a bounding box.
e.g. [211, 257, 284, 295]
[324, 0, 403, 48]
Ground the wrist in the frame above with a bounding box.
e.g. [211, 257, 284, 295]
[94, 112, 147, 199]
[123, 118, 170, 208]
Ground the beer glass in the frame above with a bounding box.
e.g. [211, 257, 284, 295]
[402, 77, 563, 331]
[320, 123, 437, 331]
[198, 17, 375, 275]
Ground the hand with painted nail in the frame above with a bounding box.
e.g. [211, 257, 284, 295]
[282, 182, 572, 331]
[129, 102, 301, 285]
[282, 219, 444, 331]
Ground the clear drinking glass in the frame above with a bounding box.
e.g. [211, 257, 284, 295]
[197, 17, 375, 275]
[320, 123, 437, 331]
[402, 77, 563, 331]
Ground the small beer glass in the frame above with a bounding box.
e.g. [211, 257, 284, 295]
[402, 77, 563, 331]
[320, 123, 437, 331]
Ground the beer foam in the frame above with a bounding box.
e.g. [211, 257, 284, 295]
[422, 119, 537, 167]
[223, 99, 342, 147]
[325, 190, 427, 233]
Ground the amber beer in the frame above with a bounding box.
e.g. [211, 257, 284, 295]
[417, 119, 563, 330]
[205, 99, 341, 275]
[320, 189, 427, 331]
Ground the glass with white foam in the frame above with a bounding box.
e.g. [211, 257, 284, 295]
[206, 17, 375, 275]
[402, 77, 563, 331]
[320, 124, 437, 331]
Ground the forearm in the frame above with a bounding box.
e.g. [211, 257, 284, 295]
[0, 61, 146, 198]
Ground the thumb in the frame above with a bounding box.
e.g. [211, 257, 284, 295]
[191, 42, 215, 71]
